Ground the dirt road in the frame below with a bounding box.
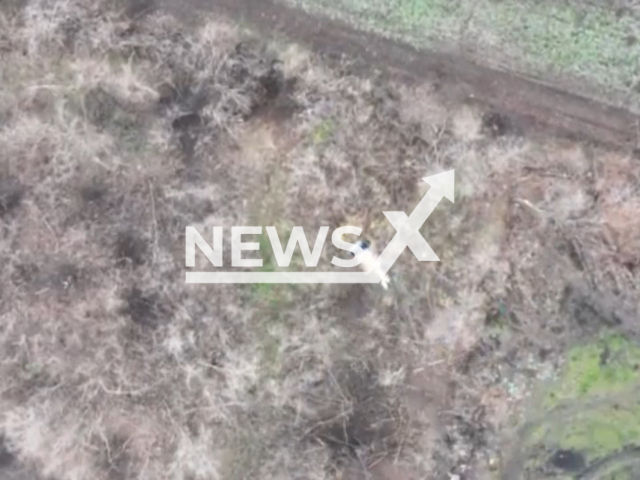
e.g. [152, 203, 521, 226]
[159, 0, 640, 151]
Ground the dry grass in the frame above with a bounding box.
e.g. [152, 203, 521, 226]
[1, 1, 640, 479]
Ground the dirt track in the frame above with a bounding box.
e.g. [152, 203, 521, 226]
[161, 0, 640, 150]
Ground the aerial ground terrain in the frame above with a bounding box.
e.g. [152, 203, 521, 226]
[1, 0, 640, 479]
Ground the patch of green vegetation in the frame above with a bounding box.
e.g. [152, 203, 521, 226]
[508, 335, 640, 477]
[515, 407, 640, 477]
[522, 399, 640, 472]
[608, 470, 633, 480]
[282, 0, 640, 107]
[247, 160, 294, 306]
[251, 240, 289, 380]
[311, 118, 335, 145]
[558, 403, 640, 459]
[595, 464, 636, 480]
[248, 228, 311, 311]
[547, 334, 640, 405]
[250, 231, 284, 305]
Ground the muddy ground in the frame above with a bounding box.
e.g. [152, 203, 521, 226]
[0, 1, 640, 479]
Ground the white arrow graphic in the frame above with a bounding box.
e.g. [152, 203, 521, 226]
[364, 169, 455, 282]
[186, 170, 454, 284]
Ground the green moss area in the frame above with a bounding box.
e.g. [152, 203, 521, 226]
[530, 402, 640, 459]
[559, 405, 640, 458]
[547, 334, 640, 404]
[507, 335, 640, 478]
[281, 0, 640, 109]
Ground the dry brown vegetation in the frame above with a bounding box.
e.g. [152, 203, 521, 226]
[1, 1, 640, 479]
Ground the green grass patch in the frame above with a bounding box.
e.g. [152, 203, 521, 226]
[311, 118, 335, 145]
[250, 231, 287, 306]
[558, 403, 640, 459]
[547, 334, 640, 405]
[512, 334, 640, 475]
